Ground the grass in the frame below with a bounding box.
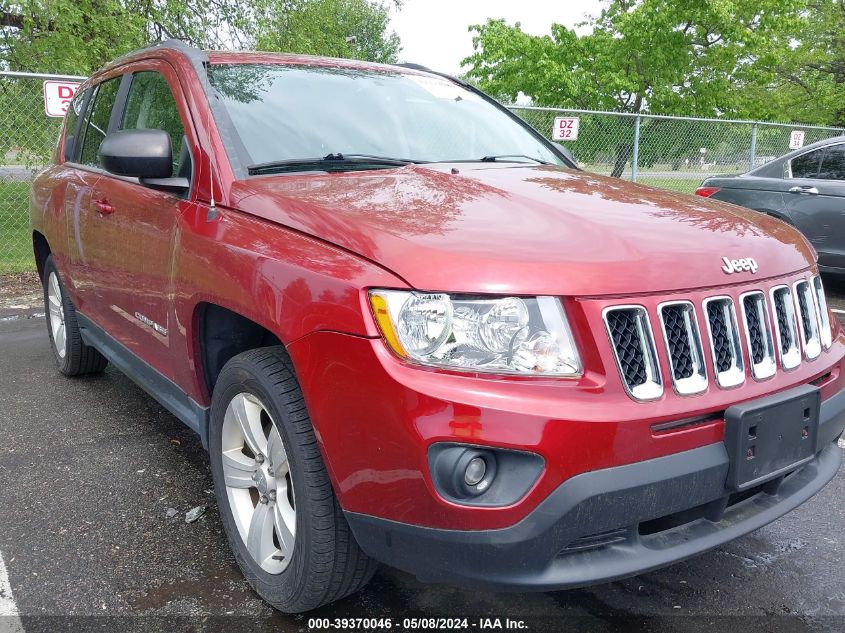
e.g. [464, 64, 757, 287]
[635, 177, 699, 195]
[0, 181, 34, 274]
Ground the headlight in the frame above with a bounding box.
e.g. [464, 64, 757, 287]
[369, 290, 582, 377]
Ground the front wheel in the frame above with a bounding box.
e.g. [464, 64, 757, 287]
[209, 347, 377, 613]
[42, 255, 108, 376]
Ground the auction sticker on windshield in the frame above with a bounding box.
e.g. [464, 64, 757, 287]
[553, 117, 580, 141]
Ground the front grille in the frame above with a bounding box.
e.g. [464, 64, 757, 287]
[707, 300, 732, 372]
[795, 280, 821, 360]
[659, 302, 707, 395]
[813, 275, 832, 349]
[604, 274, 830, 400]
[704, 297, 745, 388]
[606, 310, 647, 386]
[744, 296, 765, 363]
[740, 292, 775, 380]
[797, 282, 812, 338]
[663, 306, 693, 378]
[771, 286, 801, 370]
[604, 307, 662, 401]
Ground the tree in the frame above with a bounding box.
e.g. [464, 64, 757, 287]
[255, 0, 401, 64]
[463, 0, 803, 176]
[0, 0, 401, 75]
[765, 0, 845, 127]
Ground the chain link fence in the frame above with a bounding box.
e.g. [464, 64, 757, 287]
[511, 106, 845, 194]
[2, 71, 844, 273]
[1, 71, 84, 273]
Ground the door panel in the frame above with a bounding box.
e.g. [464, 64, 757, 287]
[784, 145, 845, 270]
[86, 61, 195, 381]
[87, 176, 182, 365]
[64, 76, 123, 323]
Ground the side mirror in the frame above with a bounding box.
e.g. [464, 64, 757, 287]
[100, 129, 190, 194]
[552, 142, 577, 167]
[100, 129, 173, 178]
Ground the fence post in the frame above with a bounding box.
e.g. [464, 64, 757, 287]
[750, 123, 758, 171]
[632, 115, 641, 182]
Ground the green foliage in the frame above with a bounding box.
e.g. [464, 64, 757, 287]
[0, 181, 34, 273]
[463, 0, 819, 176]
[0, 0, 239, 74]
[464, 0, 802, 118]
[0, 0, 401, 75]
[762, 0, 845, 127]
[255, 0, 401, 64]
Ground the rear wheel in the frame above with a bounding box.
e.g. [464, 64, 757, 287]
[43, 255, 108, 376]
[209, 347, 377, 613]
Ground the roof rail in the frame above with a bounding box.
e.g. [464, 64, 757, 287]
[105, 38, 207, 72]
[396, 62, 435, 73]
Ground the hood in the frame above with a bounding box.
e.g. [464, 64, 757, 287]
[229, 164, 815, 296]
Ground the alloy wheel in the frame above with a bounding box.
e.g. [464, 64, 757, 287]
[221, 392, 296, 574]
[47, 272, 67, 359]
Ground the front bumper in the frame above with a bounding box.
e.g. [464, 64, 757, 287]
[345, 388, 845, 590]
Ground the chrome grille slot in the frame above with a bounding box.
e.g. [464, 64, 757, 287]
[703, 297, 745, 388]
[740, 292, 776, 380]
[812, 275, 832, 349]
[604, 306, 663, 401]
[795, 280, 821, 360]
[770, 286, 801, 370]
[659, 302, 707, 395]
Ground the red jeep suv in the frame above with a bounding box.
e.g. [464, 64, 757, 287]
[30, 41, 845, 612]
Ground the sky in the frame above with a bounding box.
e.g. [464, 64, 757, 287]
[388, 0, 604, 75]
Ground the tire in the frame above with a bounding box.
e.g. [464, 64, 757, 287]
[42, 255, 108, 376]
[209, 346, 377, 613]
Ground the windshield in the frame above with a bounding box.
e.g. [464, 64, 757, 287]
[207, 64, 564, 169]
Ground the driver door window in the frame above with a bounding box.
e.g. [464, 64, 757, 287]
[121, 71, 191, 179]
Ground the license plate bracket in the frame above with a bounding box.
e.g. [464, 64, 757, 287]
[724, 384, 820, 491]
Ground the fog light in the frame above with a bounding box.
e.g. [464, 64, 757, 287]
[464, 457, 487, 486]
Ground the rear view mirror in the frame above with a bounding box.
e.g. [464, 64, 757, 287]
[100, 129, 173, 178]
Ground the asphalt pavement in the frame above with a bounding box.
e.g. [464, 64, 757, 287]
[0, 301, 844, 632]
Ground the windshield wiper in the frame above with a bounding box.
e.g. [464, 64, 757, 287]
[247, 153, 426, 175]
[479, 154, 550, 165]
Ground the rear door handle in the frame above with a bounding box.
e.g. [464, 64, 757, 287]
[789, 186, 819, 195]
[94, 198, 115, 215]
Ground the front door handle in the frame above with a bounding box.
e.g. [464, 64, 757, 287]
[789, 186, 819, 195]
[94, 198, 115, 215]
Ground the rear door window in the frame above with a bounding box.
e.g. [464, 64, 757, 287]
[818, 144, 845, 181]
[78, 77, 122, 167]
[121, 71, 189, 177]
[789, 148, 823, 179]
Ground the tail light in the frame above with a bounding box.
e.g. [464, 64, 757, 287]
[695, 186, 721, 198]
